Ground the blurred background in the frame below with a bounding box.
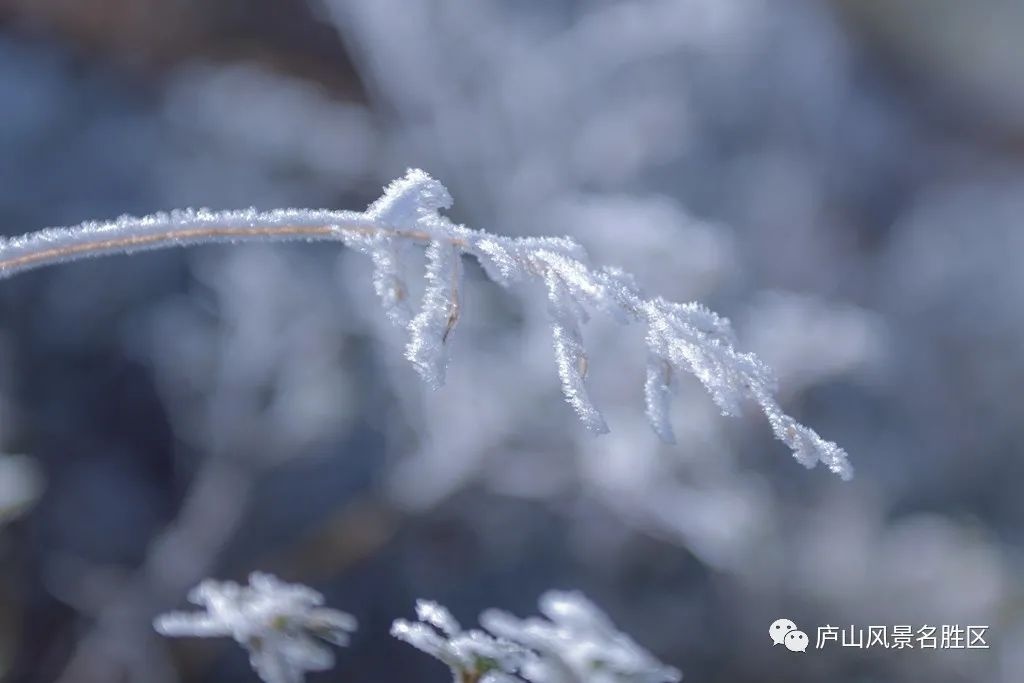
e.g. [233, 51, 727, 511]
[0, 0, 1022, 681]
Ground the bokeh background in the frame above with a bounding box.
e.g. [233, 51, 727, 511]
[0, 0, 1022, 681]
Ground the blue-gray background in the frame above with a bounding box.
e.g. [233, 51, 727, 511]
[0, 1, 1022, 681]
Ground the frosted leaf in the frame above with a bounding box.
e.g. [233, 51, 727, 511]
[370, 238, 414, 326]
[406, 240, 463, 388]
[249, 647, 302, 683]
[517, 235, 590, 262]
[662, 301, 737, 346]
[338, 220, 415, 327]
[592, 267, 644, 323]
[279, 635, 335, 671]
[643, 355, 675, 443]
[763, 406, 853, 481]
[153, 610, 231, 638]
[472, 235, 524, 285]
[480, 591, 681, 683]
[154, 572, 356, 683]
[469, 233, 589, 287]
[392, 620, 449, 659]
[644, 296, 852, 478]
[305, 608, 360, 646]
[417, 599, 462, 636]
[543, 269, 608, 434]
[249, 638, 336, 683]
[537, 592, 622, 634]
[644, 300, 762, 418]
[533, 251, 603, 312]
[392, 600, 528, 683]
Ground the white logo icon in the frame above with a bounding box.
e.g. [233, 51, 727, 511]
[785, 630, 809, 652]
[770, 618, 798, 646]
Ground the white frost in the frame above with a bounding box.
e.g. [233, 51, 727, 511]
[153, 572, 356, 683]
[0, 168, 853, 478]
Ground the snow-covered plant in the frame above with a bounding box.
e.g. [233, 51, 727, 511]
[392, 600, 529, 683]
[153, 572, 356, 683]
[0, 169, 851, 479]
[394, 591, 681, 683]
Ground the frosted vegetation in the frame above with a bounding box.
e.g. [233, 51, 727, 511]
[155, 573, 357, 683]
[393, 592, 681, 683]
[154, 573, 680, 683]
[7, 0, 1019, 681]
[0, 170, 851, 480]
[1, 169, 851, 681]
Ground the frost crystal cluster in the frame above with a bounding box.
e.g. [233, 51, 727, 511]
[393, 591, 681, 683]
[391, 600, 529, 683]
[153, 572, 356, 683]
[0, 169, 851, 478]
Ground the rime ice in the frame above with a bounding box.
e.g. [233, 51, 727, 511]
[153, 572, 356, 683]
[391, 599, 529, 683]
[1, 168, 852, 478]
[394, 591, 681, 683]
[483, 591, 681, 683]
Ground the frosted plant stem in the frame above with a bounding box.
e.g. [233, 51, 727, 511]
[0, 210, 461, 280]
[1, 170, 853, 479]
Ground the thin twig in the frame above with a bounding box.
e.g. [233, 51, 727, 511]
[0, 217, 466, 279]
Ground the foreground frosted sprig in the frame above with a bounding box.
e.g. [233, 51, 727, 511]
[481, 591, 681, 683]
[153, 572, 356, 683]
[394, 592, 680, 683]
[391, 600, 529, 683]
[0, 169, 851, 478]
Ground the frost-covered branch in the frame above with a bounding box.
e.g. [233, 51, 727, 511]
[393, 591, 681, 683]
[0, 169, 851, 478]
